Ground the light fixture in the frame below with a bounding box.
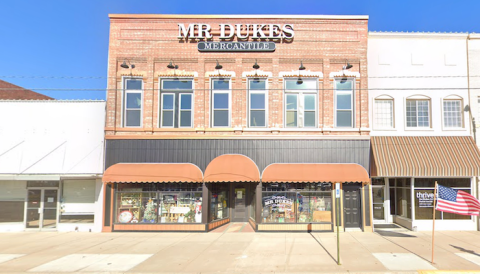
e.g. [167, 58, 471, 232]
[342, 60, 353, 70]
[464, 105, 471, 112]
[297, 76, 303, 84]
[167, 60, 178, 69]
[299, 61, 306, 70]
[215, 60, 223, 70]
[120, 60, 135, 69]
[253, 59, 260, 70]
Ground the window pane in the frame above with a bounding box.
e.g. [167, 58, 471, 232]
[214, 93, 229, 109]
[180, 94, 192, 110]
[336, 111, 352, 127]
[163, 80, 193, 90]
[180, 111, 192, 127]
[444, 100, 462, 128]
[375, 100, 393, 128]
[250, 110, 265, 127]
[286, 111, 297, 127]
[304, 94, 315, 110]
[162, 111, 174, 127]
[162, 94, 174, 110]
[251, 93, 265, 109]
[250, 80, 266, 90]
[126, 110, 141, 127]
[406, 100, 417, 127]
[297, 192, 332, 223]
[214, 110, 229, 126]
[304, 111, 315, 127]
[285, 80, 316, 90]
[213, 79, 229, 90]
[126, 93, 141, 109]
[126, 79, 142, 90]
[336, 80, 352, 90]
[417, 100, 429, 127]
[286, 94, 297, 110]
[336, 93, 351, 110]
[262, 192, 296, 223]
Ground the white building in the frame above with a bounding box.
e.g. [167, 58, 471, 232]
[368, 32, 480, 231]
[0, 100, 105, 232]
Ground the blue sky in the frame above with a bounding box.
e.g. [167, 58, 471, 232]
[1, 0, 479, 100]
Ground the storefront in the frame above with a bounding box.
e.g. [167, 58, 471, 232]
[104, 14, 371, 232]
[370, 136, 480, 231]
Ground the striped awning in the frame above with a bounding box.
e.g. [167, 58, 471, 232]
[371, 136, 480, 177]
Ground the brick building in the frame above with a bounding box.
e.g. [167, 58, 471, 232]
[103, 14, 372, 232]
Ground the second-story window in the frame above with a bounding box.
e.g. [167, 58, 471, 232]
[284, 79, 317, 128]
[249, 79, 267, 127]
[211, 78, 231, 127]
[374, 98, 394, 129]
[443, 99, 462, 128]
[160, 79, 193, 128]
[406, 99, 430, 128]
[335, 78, 354, 128]
[124, 78, 143, 127]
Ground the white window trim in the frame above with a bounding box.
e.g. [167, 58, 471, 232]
[283, 78, 318, 128]
[405, 98, 431, 129]
[158, 78, 195, 128]
[160, 93, 175, 128]
[441, 98, 464, 130]
[373, 98, 395, 130]
[248, 78, 268, 128]
[179, 93, 194, 128]
[334, 78, 354, 128]
[211, 78, 232, 128]
[122, 77, 143, 128]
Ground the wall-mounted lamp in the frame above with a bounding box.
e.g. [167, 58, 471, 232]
[297, 61, 305, 84]
[215, 60, 223, 70]
[253, 59, 260, 70]
[167, 60, 178, 69]
[253, 59, 260, 81]
[342, 60, 353, 70]
[120, 60, 135, 69]
[299, 61, 306, 71]
[464, 105, 471, 112]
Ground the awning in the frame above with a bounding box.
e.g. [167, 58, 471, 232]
[204, 154, 260, 182]
[103, 163, 203, 183]
[371, 136, 480, 177]
[261, 163, 370, 183]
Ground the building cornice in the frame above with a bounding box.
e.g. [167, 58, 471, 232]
[109, 14, 369, 20]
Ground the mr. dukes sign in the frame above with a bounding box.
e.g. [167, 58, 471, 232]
[177, 23, 294, 52]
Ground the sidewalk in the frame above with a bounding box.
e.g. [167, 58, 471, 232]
[0, 224, 479, 273]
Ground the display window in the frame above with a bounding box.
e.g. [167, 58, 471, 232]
[210, 183, 229, 221]
[115, 183, 202, 224]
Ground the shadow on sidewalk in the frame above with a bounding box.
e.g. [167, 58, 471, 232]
[451, 244, 480, 257]
[309, 233, 338, 264]
[376, 230, 417, 237]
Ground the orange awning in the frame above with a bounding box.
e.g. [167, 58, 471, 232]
[371, 136, 480, 177]
[262, 163, 370, 183]
[204, 154, 260, 182]
[103, 163, 203, 183]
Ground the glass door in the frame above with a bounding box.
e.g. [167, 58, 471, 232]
[26, 189, 58, 230]
[372, 185, 385, 223]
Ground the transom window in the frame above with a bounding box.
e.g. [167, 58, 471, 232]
[160, 79, 193, 128]
[406, 99, 430, 128]
[443, 99, 462, 128]
[335, 79, 354, 127]
[374, 99, 394, 129]
[211, 78, 231, 127]
[284, 79, 317, 128]
[249, 79, 267, 127]
[124, 78, 143, 127]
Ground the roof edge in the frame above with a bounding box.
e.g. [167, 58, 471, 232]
[369, 31, 469, 38]
[109, 14, 369, 20]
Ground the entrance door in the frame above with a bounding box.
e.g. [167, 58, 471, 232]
[343, 184, 362, 228]
[26, 189, 58, 230]
[372, 185, 385, 223]
[233, 187, 247, 222]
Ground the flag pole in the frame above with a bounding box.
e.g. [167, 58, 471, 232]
[432, 181, 437, 264]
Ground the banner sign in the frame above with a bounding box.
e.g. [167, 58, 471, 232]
[198, 41, 275, 52]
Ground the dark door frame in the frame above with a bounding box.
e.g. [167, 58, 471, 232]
[230, 183, 249, 222]
[343, 183, 362, 229]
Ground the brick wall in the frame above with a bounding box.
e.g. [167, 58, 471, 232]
[106, 15, 369, 138]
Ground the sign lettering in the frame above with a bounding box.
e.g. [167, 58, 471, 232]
[178, 23, 294, 40]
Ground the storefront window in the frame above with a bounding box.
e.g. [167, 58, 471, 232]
[414, 178, 471, 220]
[115, 183, 202, 224]
[390, 178, 411, 219]
[261, 183, 333, 224]
[210, 183, 229, 221]
[60, 180, 95, 223]
[0, 181, 26, 223]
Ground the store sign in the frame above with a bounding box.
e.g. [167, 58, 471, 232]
[264, 196, 293, 207]
[416, 192, 435, 208]
[178, 23, 294, 39]
[198, 41, 275, 52]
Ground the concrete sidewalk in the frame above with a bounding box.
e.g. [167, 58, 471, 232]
[0, 225, 479, 273]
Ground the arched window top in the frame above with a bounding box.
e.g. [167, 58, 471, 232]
[406, 94, 431, 100]
[443, 94, 463, 100]
[375, 94, 394, 100]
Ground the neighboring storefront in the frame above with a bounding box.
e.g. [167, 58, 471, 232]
[0, 100, 105, 232]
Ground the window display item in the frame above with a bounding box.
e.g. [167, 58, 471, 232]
[118, 211, 133, 223]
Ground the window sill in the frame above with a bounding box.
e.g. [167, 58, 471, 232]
[404, 128, 434, 131]
[442, 128, 467, 131]
[325, 128, 364, 132]
[153, 128, 196, 132]
[372, 128, 397, 131]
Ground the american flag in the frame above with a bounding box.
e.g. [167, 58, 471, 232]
[436, 184, 480, 216]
